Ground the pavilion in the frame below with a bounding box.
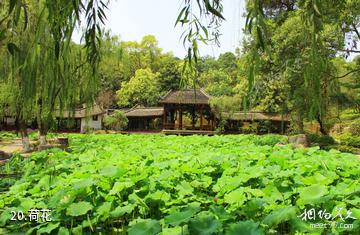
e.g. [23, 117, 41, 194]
[159, 89, 216, 133]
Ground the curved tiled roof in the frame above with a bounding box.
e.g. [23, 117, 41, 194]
[125, 107, 163, 117]
[221, 112, 290, 121]
[159, 89, 210, 105]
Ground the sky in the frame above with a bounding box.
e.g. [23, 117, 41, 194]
[72, 1, 358, 61]
[73, 0, 246, 59]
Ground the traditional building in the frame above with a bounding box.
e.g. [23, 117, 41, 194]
[1, 90, 289, 134]
[118, 89, 289, 134]
[221, 112, 290, 134]
[56, 104, 106, 133]
[124, 106, 163, 131]
[159, 89, 215, 132]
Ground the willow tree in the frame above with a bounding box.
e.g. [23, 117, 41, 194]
[2, 0, 359, 139]
[34, 39, 96, 145]
[244, 0, 360, 134]
[3, 7, 37, 151]
[28, 6, 98, 145]
[176, 0, 360, 135]
[1, 0, 105, 149]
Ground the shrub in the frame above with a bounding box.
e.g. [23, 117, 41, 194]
[257, 120, 275, 134]
[331, 144, 358, 154]
[307, 133, 319, 143]
[240, 123, 257, 134]
[104, 111, 129, 131]
[307, 133, 335, 148]
[349, 119, 360, 135]
[215, 117, 226, 134]
[317, 135, 335, 146]
[337, 133, 360, 148]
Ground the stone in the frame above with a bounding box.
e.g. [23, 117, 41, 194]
[288, 134, 309, 148]
[0, 150, 10, 160]
[57, 137, 69, 147]
[37, 143, 69, 151]
[38, 144, 56, 151]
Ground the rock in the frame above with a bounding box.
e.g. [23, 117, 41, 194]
[330, 124, 344, 135]
[0, 150, 11, 160]
[37, 144, 54, 151]
[288, 134, 309, 148]
[57, 137, 69, 147]
[37, 143, 69, 151]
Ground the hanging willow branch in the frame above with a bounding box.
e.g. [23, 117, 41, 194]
[300, 0, 328, 119]
[4, 0, 109, 74]
[175, 0, 224, 88]
[175, 0, 269, 108]
[1, 0, 107, 143]
[243, 0, 269, 110]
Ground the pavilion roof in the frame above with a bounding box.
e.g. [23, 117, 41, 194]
[159, 89, 210, 105]
[125, 107, 164, 117]
[221, 112, 290, 121]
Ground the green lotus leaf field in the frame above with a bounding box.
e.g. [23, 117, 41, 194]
[0, 134, 359, 234]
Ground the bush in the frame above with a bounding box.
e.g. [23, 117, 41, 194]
[240, 123, 257, 134]
[307, 133, 335, 148]
[307, 133, 318, 143]
[215, 119, 225, 134]
[330, 144, 358, 154]
[104, 111, 129, 131]
[349, 119, 360, 135]
[317, 135, 335, 146]
[257, 120, 276, 134]
[337, 133, 360, 148]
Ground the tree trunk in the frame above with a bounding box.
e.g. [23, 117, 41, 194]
[39, 127, 47, 146]
[14, 116, 20, 136]
[316, 115, 328, 136]
[19, 119, 30, 152]
[295, 111, 304, 134]
[37, 98, 48, 146]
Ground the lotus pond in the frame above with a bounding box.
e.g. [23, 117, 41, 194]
[0, 134, 359, 234]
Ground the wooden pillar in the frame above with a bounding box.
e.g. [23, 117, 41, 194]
[179, 105, 183, 130]
[200, 105, 203, 130]
[212, 115, 215, 130]
[163, 105, 167, 130]
[191, 105, 195, 129]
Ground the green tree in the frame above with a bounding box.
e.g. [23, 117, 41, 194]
[116, 68, 161, 107]
[0, 1, 98, 149]
[199, 69, 235, 97]
[157, 54, 182, 92]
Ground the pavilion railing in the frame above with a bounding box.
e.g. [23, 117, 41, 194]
[163, 123, 175, 130]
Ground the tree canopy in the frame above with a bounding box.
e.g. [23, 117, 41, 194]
[0, 0, 359, 140]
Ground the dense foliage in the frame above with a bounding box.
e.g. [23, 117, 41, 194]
[103, 111, 129, 131]
[1, 1, 359, 145]
[1, 134, 359, 234]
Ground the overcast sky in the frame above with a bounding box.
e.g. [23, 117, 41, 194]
[73, 0, 246, 58]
